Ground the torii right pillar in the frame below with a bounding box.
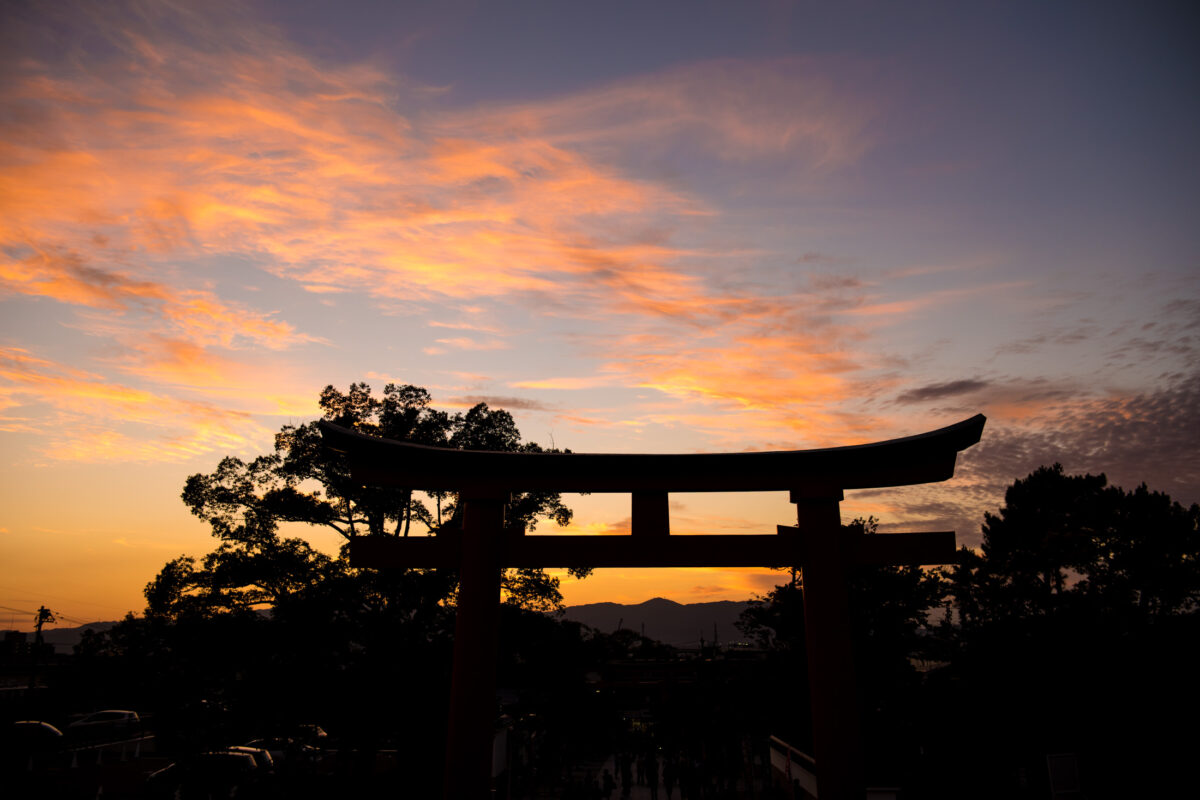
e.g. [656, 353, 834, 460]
[790, 485, 956, 799]
[795, 485, 863, 798]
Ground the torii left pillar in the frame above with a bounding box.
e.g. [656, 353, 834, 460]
[443, 490, 506, 800]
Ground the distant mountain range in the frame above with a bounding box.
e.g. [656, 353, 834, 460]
[560, 597, 752, 648]
[9, 598, 755, 653]
[2, 621, 121, 654]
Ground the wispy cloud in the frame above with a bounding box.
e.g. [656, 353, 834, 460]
[0, 249, 307, 350]
[0, 347, 269, 462]
[844, 282, 1028, 319]
[432, 337, 509, 351]
[442, 395, 553, 412]
[512, 376, 623, 390]
[428, 320, 502, 333]
[439, 56, 877, 172]
[895, 379, 989, 404]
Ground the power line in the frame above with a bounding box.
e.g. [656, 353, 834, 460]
[0, 604, 37, 617]
[0, 583, 134, 616]
[0, 604, 95, 627]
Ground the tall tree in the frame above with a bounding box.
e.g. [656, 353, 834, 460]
[950, 463, 1200, 629]
[153, 382, 587, 618]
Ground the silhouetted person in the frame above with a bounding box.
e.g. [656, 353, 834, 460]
[663, 755, 677, 799]
[676, 757, 689, 800]
[602, 767, 615, 799]
[647, 751, 660, 800]
[685, 756, 702, 799]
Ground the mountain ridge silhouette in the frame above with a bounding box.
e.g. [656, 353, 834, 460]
[561, 597, 751, 647]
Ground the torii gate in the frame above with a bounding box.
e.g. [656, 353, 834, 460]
[320, 413, 986, 800]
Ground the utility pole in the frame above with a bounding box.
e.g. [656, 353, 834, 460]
[29, 606, 55, 691]
[34, 605, 56, 639]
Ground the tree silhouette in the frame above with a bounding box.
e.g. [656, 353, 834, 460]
[150, 382, 587, 619]
[950, 463, 1200, 629]
[937, 465, 1200, 797]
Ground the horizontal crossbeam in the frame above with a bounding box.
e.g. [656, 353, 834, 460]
[319, 414, 986, 493]
[349, 530, 957, 569]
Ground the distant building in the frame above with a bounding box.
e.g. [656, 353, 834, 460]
[2, 629, 29, 656]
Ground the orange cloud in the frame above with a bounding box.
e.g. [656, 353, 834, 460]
[512, 377, 622, 390]
[98, 337, 315, 416]
[530, 289, 891, 447]
[0, 346, 270, 462]
[105, 336, 238, 388]
[1, 6, 875, 323]
[0, 246, 308, 351]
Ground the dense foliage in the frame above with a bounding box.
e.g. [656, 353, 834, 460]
[150, 382, 587, 618]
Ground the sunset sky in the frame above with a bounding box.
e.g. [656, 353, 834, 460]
[2, 1, 1196, 629]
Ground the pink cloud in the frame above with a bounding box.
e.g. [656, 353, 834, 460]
[433, 337, 509, 351]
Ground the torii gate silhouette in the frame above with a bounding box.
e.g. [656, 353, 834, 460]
[320, 413, 986, 800]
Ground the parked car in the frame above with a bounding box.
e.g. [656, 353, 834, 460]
[294, 723, 328, 745]
[66, 709, 140, 738]
[227, 744, 275, 773]
[243, 736, 319, 767]
[3, 720, 65, 769]
[8, 720, 64, 743]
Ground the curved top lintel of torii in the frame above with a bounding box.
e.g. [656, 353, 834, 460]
[318, 413, 986, 495]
